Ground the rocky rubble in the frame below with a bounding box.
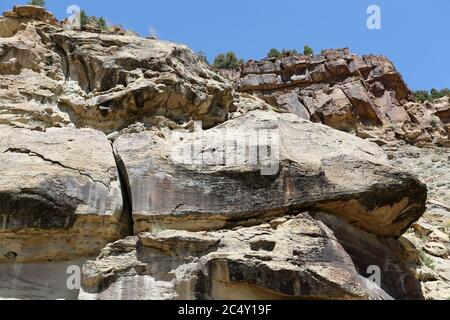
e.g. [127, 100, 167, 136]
[0, 6, 447, 300]
[383, 144, 450, 300]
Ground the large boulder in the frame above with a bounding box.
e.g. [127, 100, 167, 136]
[0, 6, 57, 38]
[79, 213, 392, 300]
[113, 109, 427, 237]
[2, 5, 58, 25]
[0, 125, 130, 263]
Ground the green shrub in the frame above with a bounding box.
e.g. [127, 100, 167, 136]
[80, 10, 90, 27]
[304, 45, 314, 56]
[96, 17, 107, 30]
[28, 0, 45, 7]
[267, 48, 282, 59]
[79, 9, 107, 30]
[212, 51, 244, 69]
[414, 88, 450, 102]
[267, 48, 302, 58]
[430, 88, 450, 100]
[413, 90, 430, 102]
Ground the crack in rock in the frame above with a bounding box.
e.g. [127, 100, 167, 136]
[3, 147, 109, 188]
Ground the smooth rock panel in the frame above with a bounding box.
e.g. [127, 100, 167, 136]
[0, 125, 130, 262]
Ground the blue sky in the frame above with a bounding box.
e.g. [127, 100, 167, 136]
[1, 0, 449, 90]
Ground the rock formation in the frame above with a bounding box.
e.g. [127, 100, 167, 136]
[80, 214, 391, 300]
[114, 109, 426, 238]
[219, 49, 449, 147]
[0, 6, 448, 300]
[0, 126, 130, 263]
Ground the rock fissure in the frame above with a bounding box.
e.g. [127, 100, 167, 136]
[3, 147, 109, 188]
[111, 145, 134, 237]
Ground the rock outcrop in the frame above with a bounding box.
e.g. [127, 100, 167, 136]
[0, 125, 130, 263]
[0, 6, 234, 133]
[0, 6, 446, 301]
[80, 213, 391, 300]
[219, 49, 449, 147]
[384, 144, 450, 300]
[114, 109, 426, 238]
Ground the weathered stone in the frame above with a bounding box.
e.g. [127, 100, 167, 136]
[405, 102, 443, 129]
[386, 106, 411, 124]
[0, 258, 89, 300]
[0, 5, 444, 301]
[310, 86, 359, 131]
[424, 242, 448, 258]
[113, 109, 426, 237]
[315, 212, 424, 300]
[0, 10, 234, 133]
[234, 49, 448, 147]
[274, 92, 310, 120]
[79, 213, 392, 300]
[0, 125, 130, 262]
[2, 5, 58, 26]
[434, 97, 450, 123]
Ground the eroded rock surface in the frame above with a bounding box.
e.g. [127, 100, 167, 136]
[315, 212, 424, 299]
[0, 258, 89, 300]
[114, 109, 426, 237]
[0, 5, 445, 301]
[383, 144, 450, 300]
[0, 125, 130, 263]
[0, 6, 234, 133]
[79, 213, 391, 300]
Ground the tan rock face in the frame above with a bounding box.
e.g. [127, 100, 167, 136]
[79, 213, 392, 300]
[383, 144, 450, 300]
[53, 32, 234, 131]
[0, 6, 440, 300]
[0, 6, 57, 38]
[3, 5, 58, 25]
[113, 109, 426, 238]
[0, 258, 89, 300]
[0, 6, 234, 133]
[434, 97, 450, 123]
[315, 212, 424, 299]
[0, 125, 130, 262]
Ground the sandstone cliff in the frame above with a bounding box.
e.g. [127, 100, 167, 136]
[219, 49, 449, 147]
[0, 6, 448, 300]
